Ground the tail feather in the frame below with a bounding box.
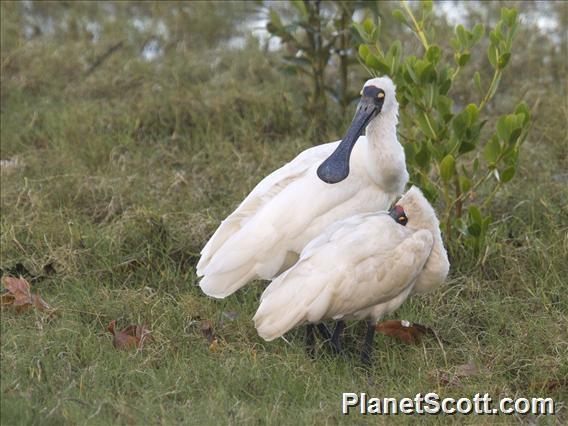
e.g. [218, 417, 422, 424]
[254, 295, 307, 341]
[254, 269, 326, 341]
[199, 263, 257, 299]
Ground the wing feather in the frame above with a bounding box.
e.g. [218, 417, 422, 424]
[196, 142, 337, 275]
[254, 217, 435, 340]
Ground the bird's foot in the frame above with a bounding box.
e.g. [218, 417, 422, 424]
[306, 324, 316, 358]
[330, 320, 346, 355]
[360, 321, 376, 365]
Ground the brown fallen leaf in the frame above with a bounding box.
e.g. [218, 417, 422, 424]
[533, 379, 568, 392]
[438, 361, 490, 386]
[107, 320, 152, 350]
[376, 319, 434, 344]
[200, 319, 219, 352]
[1, 276, 54, 314]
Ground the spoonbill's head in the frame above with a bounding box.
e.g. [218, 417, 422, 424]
[388, 204, 408, 226]
[317, 77, 398, 184]
[391, 186, 439, 232]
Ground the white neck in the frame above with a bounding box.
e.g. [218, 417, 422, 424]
[364, 107, 408, 193]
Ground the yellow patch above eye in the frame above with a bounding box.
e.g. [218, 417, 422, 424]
[377, 92, 385, 98]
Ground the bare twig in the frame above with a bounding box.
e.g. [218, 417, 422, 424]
[84, 41, 124, 77]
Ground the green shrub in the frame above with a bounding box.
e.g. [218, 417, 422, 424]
[354, 2, 530, 256]
[265, 1, 373, 134]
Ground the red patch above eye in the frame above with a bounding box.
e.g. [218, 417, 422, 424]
[394, 205, 405, 216]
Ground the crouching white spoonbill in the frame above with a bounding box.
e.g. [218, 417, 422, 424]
[197, 77, 408, 299]
[253, 186, 450, 363]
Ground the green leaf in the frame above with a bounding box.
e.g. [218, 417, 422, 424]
[452, 110, 468, 138]
[489, 30, 499, 46]
[465, 103, 479, 123]
[459, 141, 476, 154]
[456, 25, 467, 47]
[472, 23, 485, 43]
[387, 41, 403, 72]
[403, 141, 415, 162]
[363, 18, 375, 34]
[358, 44, 370, 60]
[473, 71, 481, 91]
[366, 54, 390, 74]
[365, 53, 380, 68]
[468, 223, 481, 237]
[440, 77, 451, 95]
[502, 8, 518, 27]
[404, 60, 419, 84]
[392, 9, 407, 25]
[426, 45, 441, 63]
[488, 43, 498, 68]
[473, 158, 480, 174]
[458, 52, 471, 66]
[419, 62, 436, 83]
[487, 73, 501, 99]
[415, 142, 431, 169]
[440, 154, 456, 182]
[515, 102, 530, 125]
[437, 95, 453, 119]
[455, 218, 468, 235]
[484, 136, 501, 165]
[509, 127, 522, 145]
[497, 115, 511, 142]
[268, 8, 283, 30]
[498, 52, 511, 69]
[416, 111, 437, 139]
[459, 175, 471, 192]
[468, 205, 483, 225]
[291, 0, 308, 17]
[352, 22, 370, 42]
[501, 165, 516, 183]
[450, 38, 460, 51]
[495, 21, 503, 39]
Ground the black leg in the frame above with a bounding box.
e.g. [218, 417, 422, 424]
[306, 324, 316, 358]
[330, 320, 346, 354]
[361, 321, 376, 365]
[316, 323, 332, 341]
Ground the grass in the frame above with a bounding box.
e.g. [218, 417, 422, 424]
[1, 12, 567, 426]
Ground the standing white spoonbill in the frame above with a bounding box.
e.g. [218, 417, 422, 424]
[253, 186, 450, 363]
[197, 77, 408, 298]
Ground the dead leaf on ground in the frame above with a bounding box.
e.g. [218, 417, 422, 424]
[438, 361, 490, 387]
[201, 320, 219, 352]
[107, 320, 152, 350]
[1, 276, 54, 314]
[530, 378, 568, 392]
[376, 320, 435, 344]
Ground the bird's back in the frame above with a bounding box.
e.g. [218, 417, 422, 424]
[254, 214, 434, 341]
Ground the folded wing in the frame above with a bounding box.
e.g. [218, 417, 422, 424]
[254, 216, 434, 341]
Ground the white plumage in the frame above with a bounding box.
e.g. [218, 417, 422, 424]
[254, 186, 449, 342]
[197, 77, 408, 298]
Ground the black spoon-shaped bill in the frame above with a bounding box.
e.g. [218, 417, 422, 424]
[317, 87, 385, 184]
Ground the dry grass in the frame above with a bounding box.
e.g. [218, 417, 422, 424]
[1, 7, 567, 425]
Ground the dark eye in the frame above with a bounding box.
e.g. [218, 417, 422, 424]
[398, 215, 408, 226]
